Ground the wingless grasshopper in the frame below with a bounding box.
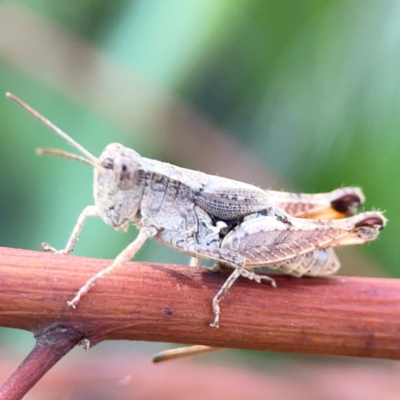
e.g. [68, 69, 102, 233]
[7, 93, 386, 333]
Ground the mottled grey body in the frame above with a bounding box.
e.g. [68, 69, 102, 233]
[94, 144, 381, 274]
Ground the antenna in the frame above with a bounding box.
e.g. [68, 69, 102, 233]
[6, 92, 99, 165]
[36, 148, 98, 168]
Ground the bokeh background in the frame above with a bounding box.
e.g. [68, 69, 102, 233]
[1, 1, 400, 399]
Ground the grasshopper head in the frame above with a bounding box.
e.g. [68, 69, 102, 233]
[94, 143, 145, 231]
[6, 93, 145, 232]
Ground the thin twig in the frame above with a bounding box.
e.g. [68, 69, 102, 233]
[0, 324, 82, 400]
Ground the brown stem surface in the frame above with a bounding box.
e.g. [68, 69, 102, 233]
[0, 246, 399, 359]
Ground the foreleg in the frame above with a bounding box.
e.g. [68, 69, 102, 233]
[42, 205, 99, 254]
[68, 226, 157, 308]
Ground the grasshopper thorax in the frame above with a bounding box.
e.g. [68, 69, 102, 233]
[94, 143, 145, 231]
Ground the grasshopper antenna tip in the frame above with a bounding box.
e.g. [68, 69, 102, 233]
[6, 92, 99, 165]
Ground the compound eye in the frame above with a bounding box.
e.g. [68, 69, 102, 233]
[113, 156, 138, 190]
[101, 158, 114, 169]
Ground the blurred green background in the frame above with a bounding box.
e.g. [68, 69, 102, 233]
[0, 1, 399, 398]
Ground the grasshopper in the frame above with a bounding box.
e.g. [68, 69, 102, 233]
[7, 93, 386, 331]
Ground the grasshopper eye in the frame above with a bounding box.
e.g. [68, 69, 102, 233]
[101, 158, 114, 169]
[113, 156, 138, 190]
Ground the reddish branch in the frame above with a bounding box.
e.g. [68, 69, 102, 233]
[0, 246, 400, 398]
[1, 246, 400, 356]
